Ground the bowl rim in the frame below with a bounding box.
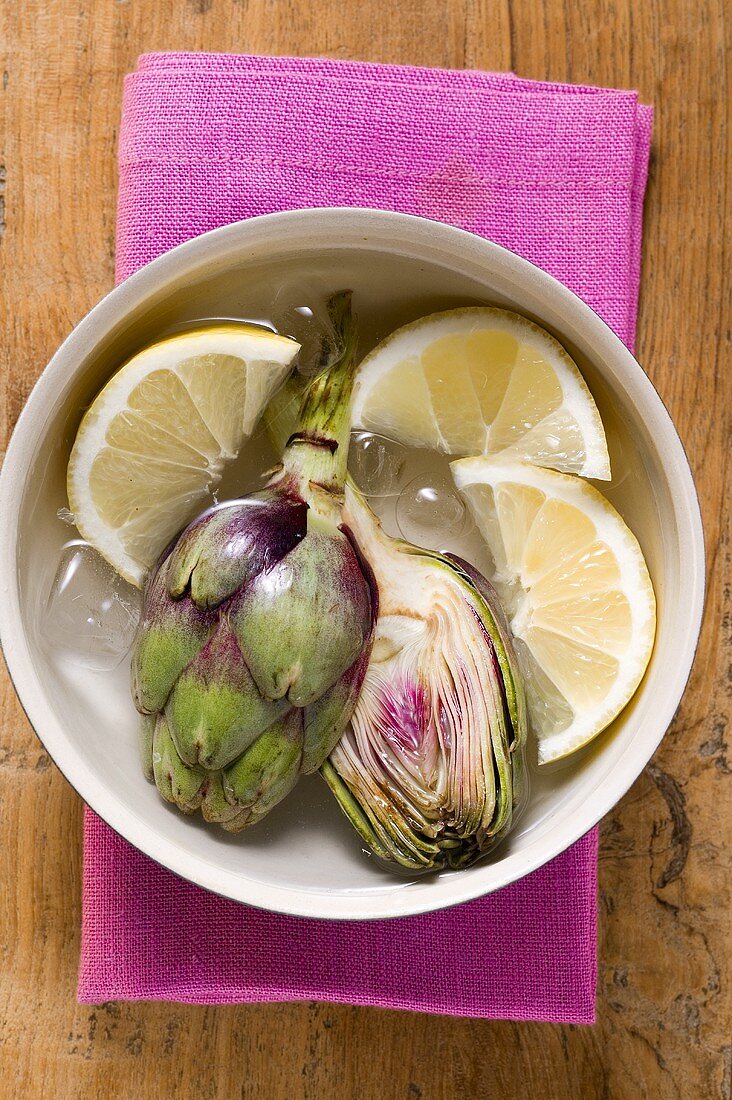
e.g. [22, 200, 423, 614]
[0, 207, 705, 919]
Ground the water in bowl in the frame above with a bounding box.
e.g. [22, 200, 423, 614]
[33, 280, 651, 886]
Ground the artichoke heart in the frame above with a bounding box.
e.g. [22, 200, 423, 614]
[323, 484, 528, 872]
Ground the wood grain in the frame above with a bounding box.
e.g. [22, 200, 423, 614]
[0, 1, 729, 1097]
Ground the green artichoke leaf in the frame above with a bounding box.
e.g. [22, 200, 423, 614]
[165, 620, 289, 770]
[221, 708, 305, 829]
[301, 640, 372, 774]
[198, 710, 304, 831]
[152, 714, 207, 814]
[131, 554, 214, 715]
[232, 528, 372, 708]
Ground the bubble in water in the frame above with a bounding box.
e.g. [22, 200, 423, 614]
[44, 541, 142, 671]
[268, 285, 341, 376]
[395, 473, 468, 549]
[348, 432, 408, 497]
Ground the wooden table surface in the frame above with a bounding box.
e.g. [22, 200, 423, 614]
[1, 1, 729, 1097]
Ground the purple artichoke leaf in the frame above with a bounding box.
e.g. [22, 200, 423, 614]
[167, 494, 309, 609]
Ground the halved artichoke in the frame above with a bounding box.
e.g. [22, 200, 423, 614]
[322, 485, 528, 872]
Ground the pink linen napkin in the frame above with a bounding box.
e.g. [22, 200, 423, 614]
[78, 53, 652, 1022]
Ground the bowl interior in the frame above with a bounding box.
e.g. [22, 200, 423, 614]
[6, 214, 697, 916]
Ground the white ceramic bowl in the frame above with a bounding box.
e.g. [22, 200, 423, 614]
[0, 209, 704, 919]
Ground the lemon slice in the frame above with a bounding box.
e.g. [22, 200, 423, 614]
[451, 458, 656, 763]
[351, 307, 610, 479]
[68, 324, 300, 586]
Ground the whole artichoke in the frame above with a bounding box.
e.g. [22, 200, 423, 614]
[133, 292, 377, 830]
[321, 485, 527, 872]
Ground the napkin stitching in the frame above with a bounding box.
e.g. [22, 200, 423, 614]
[119, 154, 632, 189]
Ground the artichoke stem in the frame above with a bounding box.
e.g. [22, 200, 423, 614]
[280, 290, 358, 498]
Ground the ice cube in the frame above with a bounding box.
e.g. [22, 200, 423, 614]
[395, 473, 469, 550]
[56, 506, 77, 527]
[43, 541, 142, 671]
[348, 432, 408, 497]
